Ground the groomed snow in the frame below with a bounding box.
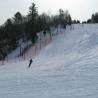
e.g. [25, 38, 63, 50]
[0, 24, 98, 98]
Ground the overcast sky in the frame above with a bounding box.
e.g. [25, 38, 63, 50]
[0, 0, 98, 25]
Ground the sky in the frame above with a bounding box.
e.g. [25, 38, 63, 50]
[0, 0, 98, 25]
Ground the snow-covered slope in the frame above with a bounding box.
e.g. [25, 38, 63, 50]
[0, 24, 98, 98]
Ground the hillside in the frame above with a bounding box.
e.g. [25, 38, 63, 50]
[0, 24, 98, 98]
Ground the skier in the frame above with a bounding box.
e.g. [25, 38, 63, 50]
[28, 59, 33, 68]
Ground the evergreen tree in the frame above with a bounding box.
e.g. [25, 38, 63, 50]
[4, 19, 18, 50]
[27, 3, 38, 44]
[14, 12, 23, 24]
[91, 13, 98, 23]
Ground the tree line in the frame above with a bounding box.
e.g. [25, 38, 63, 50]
[84, 12, 98, 23]
[0, 2, 72, 60]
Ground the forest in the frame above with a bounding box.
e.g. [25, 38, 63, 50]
[0, 2, 72, 60]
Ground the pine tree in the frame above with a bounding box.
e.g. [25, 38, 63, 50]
[27, 3, 38, 44]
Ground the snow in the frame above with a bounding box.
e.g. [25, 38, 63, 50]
[0, 24, 98, 98]
[7, 40, 32, 60]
